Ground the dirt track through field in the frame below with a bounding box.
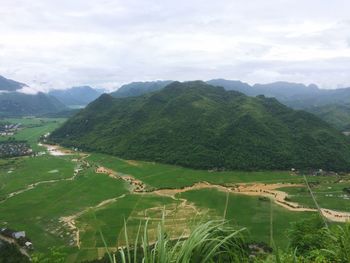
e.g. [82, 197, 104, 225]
[59, 194, 126, 249]
[0, 147, 87, 204]
[6, 142, 349, 251]
[95, 166, 350, 223]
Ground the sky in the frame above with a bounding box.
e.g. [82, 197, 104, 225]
[1, 0, 350, 92]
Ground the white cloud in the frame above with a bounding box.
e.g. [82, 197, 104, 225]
[0, 0, 350, 90]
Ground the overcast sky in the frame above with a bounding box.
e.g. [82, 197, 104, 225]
[1, 0, 350, 92]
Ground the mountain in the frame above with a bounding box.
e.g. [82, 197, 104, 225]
[206, 79, 255, 95]
[282, 87, 350, 109]
[48, 86, 103, 107]
[252, 82, 320, 101]
[206, 80, 350, 130]
[0, 75, 27, 91]
[0, 92, 67, 116]
[111, 80, 173, 98]
[207, 79, 350, 109]
[306, 104, 350, 131]
[50, 81, 350, 171]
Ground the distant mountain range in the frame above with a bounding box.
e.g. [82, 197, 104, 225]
[0, 92, 66, 117]
[0, 75, 67, 116]
[110, 79, 350, 130]
[50, 81, 350, 171]
[0, 75, 107, 117]
[0, 75, 27, 92]
[48, 86, 103, 107]
[1, 74, 350, 131]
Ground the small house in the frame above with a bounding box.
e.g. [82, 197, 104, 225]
[24, 241, 33, 249]
[12, 231, 25, 239]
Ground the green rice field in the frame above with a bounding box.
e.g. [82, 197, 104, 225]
[0, 117, 349, 262]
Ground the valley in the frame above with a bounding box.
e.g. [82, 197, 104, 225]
[0, 117, 349, 262]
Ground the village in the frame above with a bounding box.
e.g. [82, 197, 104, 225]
[0, 122, 21, 136]
[0, 140, 32, 158]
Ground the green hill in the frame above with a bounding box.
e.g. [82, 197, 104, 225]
[306, 104, 350, 131]
[50, 81, 350, 171]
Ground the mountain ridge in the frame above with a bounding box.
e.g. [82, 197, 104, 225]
[48, 86, 102, 107]
[50, 81, 350, 171]
[0, 75, 27, 91]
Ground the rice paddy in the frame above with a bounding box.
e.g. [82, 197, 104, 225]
[0, 117, 349, 262]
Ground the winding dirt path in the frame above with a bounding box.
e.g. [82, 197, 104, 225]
[142, 182, 350, 223]
[94, 164, 350, 223]
[95, 167, 146, 192]
[59, 194, 126, 249]
[0, 144, 91, 204]
[5, 143, 349, 252]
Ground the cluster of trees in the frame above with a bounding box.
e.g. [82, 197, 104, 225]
[0, 242, 29, 263]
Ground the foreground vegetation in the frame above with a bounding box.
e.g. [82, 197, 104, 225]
[80, 217, 350, 263]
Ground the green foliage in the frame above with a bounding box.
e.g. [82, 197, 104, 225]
[116, 218, 249, 263]
[306, 104, 350, 131]
[31, 246, 67, 263]
[287, 217, 329, 255]
[0, 241, 30, 263]
[51, 81, 350, 171]
[284, 217, 350, 263]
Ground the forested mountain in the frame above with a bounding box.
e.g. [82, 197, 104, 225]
[50, 81, 350, 171]
[209, 80, 350, 130]
[111, 80, 173, 98]
[0, 92, 67, 116]
[111, 79, 350, 108]
[109, 79, 350, 131]
[306, 104, 350, 131]
[48, 86, 102, 107]
[0, 75, 26, 91]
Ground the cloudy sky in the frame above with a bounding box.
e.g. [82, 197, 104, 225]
[1, 0, 350, 92]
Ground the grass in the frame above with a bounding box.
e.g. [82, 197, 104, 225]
[278, 178, 350, 212]
[0, 155, 75, 199]
[87, 153, 302, 189]
[115, 216, 249, 263]
[177, 188, 317, 248]
[0, 168, 129, 251]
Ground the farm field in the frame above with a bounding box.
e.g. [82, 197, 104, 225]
[0, 117, 66, 151]
[279, 181, 350, 212]
[0, 117, 349, 262]
[87, 153, 303, 188]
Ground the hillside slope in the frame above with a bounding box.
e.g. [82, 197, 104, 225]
[0, 92, 67, 116]
[50, 81, 350, 171]
[306, 104, 350, 131]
